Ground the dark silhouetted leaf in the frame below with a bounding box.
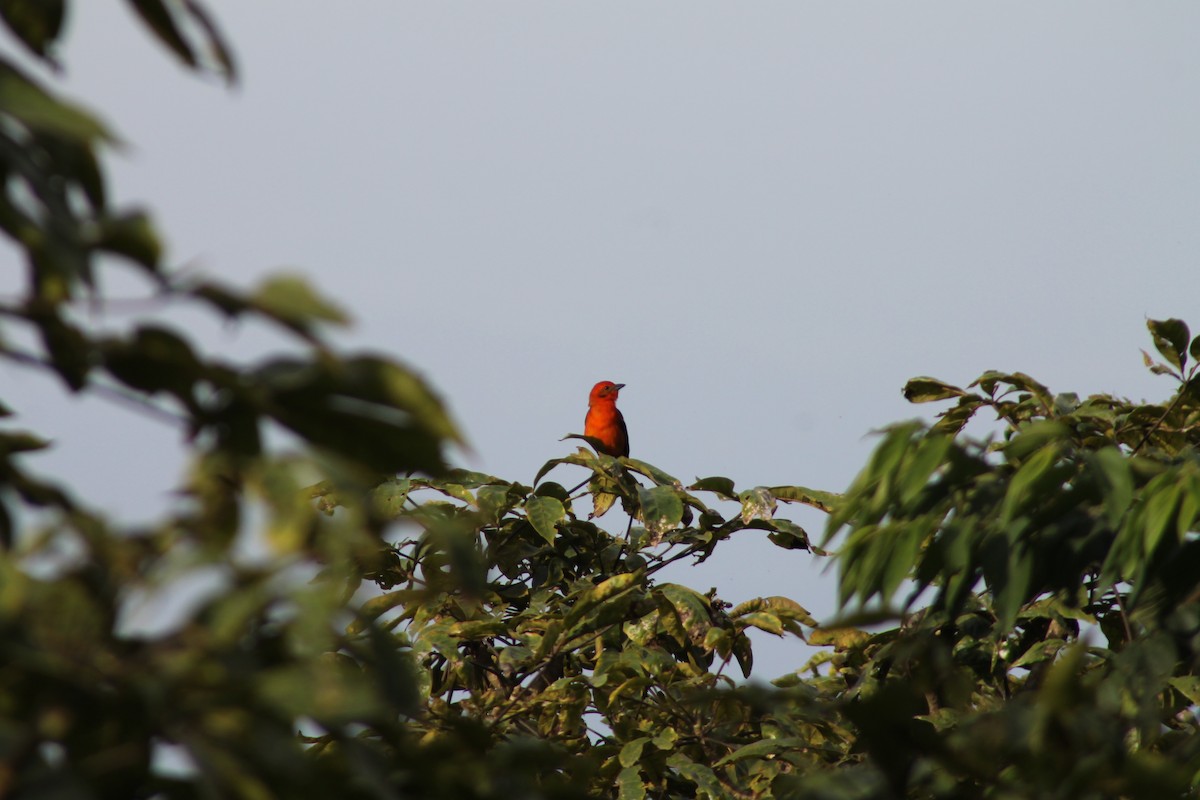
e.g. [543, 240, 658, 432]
[903, 377, 965, 403]
[1148, 317, 1190, 371]
[0, 0, 65, 61]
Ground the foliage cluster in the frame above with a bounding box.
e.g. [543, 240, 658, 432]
[1, 5, 1199, 799]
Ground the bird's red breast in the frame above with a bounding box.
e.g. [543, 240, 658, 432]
[584, 380, 629, 457]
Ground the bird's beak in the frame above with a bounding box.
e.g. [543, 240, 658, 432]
[614, 383, 626, 391]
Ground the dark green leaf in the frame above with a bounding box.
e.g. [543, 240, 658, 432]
[665, 753, 723, 797]
[0, 0, 65, 60]
[525, 495, 564, 544]
[0, 61, 112, 142]
[0, 430, 50, 454]
[94, 211, 162, 271]
[127, 0, 197, 68]
[1091, 447, 1133, 527]
[1147, 318, 1190, 371]
[903, 377, 964, 403]
[689, 475, 736, 500]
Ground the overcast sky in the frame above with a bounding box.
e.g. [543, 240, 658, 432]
[3, 2, 1198, 677]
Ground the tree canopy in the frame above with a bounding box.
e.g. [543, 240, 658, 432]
[1, 4, 1199, 799]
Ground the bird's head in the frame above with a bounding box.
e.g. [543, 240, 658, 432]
[589, 380, 625, 405]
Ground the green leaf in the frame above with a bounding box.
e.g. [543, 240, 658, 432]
[894, 435, 953, 509]
[732, 596, 817, 627]
[651, 727, 678, 750]
[525, 495, 565, 544]
[534, 450, 598, 485]
[657, 584, 711, 645]
[1091, 447, 1133, 527]
[999, 442, 1062, 525]
[1141, 481, 1182, 555]
[622, 457, 678, 486]
[714, 737, 805, 766]
[768, 484, 840, 514]
[690, 475, 736, 500]
[732, 630, 753, 677]
[637, 486, 683, 542]
[739, 611, 784, 636]
[1190, 334, 1200, 363]
[808, 627, 871, 649]
[665, 753, 723, 798]
[1147, 317, 1190, 371]
[370, 478, 412, 518]
[1011, 638, 1067, 668]
[617, 765, 645, 800]
[1168, 676, 1200, 706]
[565, 573, 640, 631]
[903, 377, 965, 403]
[619, 737, 649, 769]
[739, 487, 776, 523]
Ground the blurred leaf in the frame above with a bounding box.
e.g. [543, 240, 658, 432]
[0, 61, 111, 141]
[0, 430, 50, 454]
[37, 311, 90, 390]
[252, 273, 349, 330]
[0, 0, 65, 61]
[125, 0, 237, 83]
[257, 655, 381, 724]
[94, 211, 162, 271]
[347, 590, 415, 635]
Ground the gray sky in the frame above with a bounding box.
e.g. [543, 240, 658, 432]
[3, 2, 1198, 677]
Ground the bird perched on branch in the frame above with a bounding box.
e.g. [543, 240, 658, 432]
[584, 380, 629, 458]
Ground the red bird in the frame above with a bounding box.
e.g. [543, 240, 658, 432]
[584, 381, 629, 458]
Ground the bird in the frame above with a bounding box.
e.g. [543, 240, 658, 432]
[584, 380, 629, 458]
